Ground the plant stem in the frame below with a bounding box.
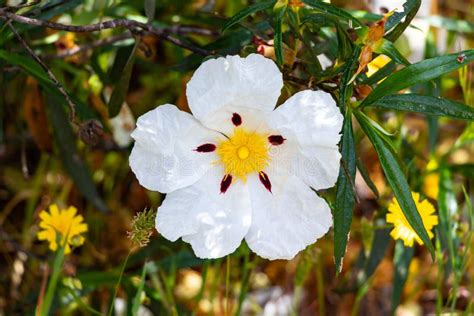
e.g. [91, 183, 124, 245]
[107, 250, 131, 316]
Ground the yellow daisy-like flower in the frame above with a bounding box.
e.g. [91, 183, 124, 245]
[37, 204, 88, 254]
[386, 192, 438, 247]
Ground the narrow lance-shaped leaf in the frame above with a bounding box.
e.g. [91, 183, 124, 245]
[273, 1, 287, 66]
[0, 50, 97, 120]
[385, 0, 421, 42]
[222, 0, 276, 32]
[108, 41, 139, 117]
[302, 0, 363, 27]
[374, 38, 410, 66]
[355, 111, 435, 259]
[334, 108, 356, 273]
[361, 50, 474, 106]
[369, 94, 474, 120]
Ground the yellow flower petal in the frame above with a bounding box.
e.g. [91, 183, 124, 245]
[386, 192, 438, 247]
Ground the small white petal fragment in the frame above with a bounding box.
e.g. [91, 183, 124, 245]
[186, 54, 283, 131]
[245, 171, 333, 260]
[267, 90, 343, 190]
[156, 167, 252, 259]
[130, 104, 222, 193]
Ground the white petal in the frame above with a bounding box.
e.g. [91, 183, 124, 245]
[186, 54, 283, 131]
[266, 90, 343, 190]
[156, 167, 252, 259]
[245, 170, 333, 260]
[129, 104, 222, 193]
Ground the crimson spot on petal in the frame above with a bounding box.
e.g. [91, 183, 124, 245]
[194, 143, 216, 153]
[220, 174, 233, 194]
[232, 113, 242, 126]
[259, 171, 272, 193]
[268, 135, 285, 145]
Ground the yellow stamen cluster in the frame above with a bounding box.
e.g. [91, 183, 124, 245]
[217, 128, 269, 181]
[37, 204, 88, 254]
[386, 192, 438, 247]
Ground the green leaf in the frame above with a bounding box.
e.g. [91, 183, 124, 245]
[339, 46, 361, 111]
[45, 94, 107, 212]
[108, 41, 139, 117]
[356, 159, 380, 198]
[302, 0, 363, 27]
[360, 60, 396, 85]
[222, 0, 275, 32]
[361, 50, 474, 106]
[374, 38, 410, 66]
[334, 109, 356, 273]
[355, 111, 435, 259]
[391, 241, 414, 314]
[273, 1, 287, 66]
[385, 0, 421, 42]
[369, 94, 474, 120]
[0, 50, 96, 120]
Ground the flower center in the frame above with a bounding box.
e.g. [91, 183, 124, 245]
[217, 128, 269, 181]
[237, 146, 250, 159]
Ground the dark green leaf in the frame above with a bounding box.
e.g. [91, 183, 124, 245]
[369, 94, 474, 120]
[45, 94, 107, 212]
[385, 0, 421, 42]
[222, 0, 275, 32]
[355, 111, 435, 258]
[361, 50, 474, 106]
[273, 1, 287, 66]
[374, 39, 410, 66]
[356, 159, 380, 198]
[302, 0, 363, 27]
[391, 241, 414, 314]
[0, 50, 96, 120]
[108, 41, 139, 117]
[339, 45, 361, 111]
[360, 60, 396, 85]
[334, 109, 356, 273]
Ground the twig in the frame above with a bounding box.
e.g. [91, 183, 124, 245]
[43, 33, 132, 60]
[7, 21, 77, 123]
[0, 10, 212, 55]
[2, 0, 41, 12]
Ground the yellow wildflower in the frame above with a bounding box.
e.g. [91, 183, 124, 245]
[386, 192, 438, 247]
[37, 204, 88, 254]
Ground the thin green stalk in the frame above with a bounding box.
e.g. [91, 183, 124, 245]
[107, 250, 131, 316]
[39, 232, 67, 316]
[132, 262, 148, 316]
[351, 277, 372, 316]
[435, 238, 444, 314]
[225, 255, 231, 316]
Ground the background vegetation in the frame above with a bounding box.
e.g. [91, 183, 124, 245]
[0, 0, 473, 315]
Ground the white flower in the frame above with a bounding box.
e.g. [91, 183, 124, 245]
[129, 54, 343, 260]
